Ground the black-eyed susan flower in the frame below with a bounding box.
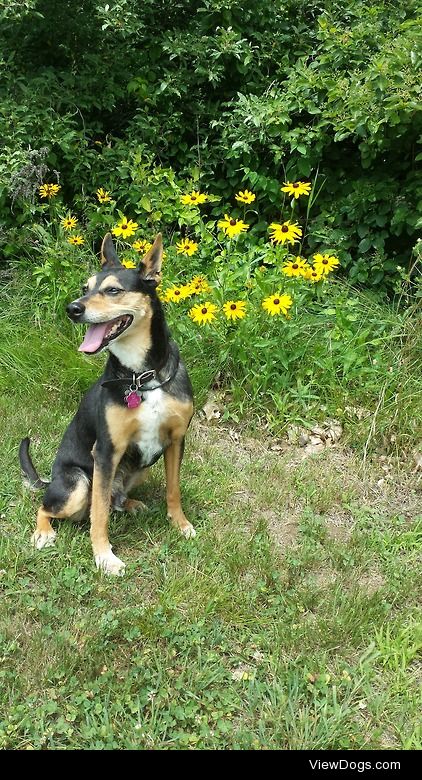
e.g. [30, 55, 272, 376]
[112, 217, 138, 239]
[180, 191, 208, 205]
[304, 267, 323, 283]
[218, 214, 249, 238]
[176, 238, 198, 256]
[122, 258, 137, 268]
[281, 181, 312, 199]
[39, 183, 61, 198]
[262, 293, 293, 317]
[132, 239, 152, 253]
[189, 301, 218, 325]
[96, 187, 112, 203]
[61, 215, 78, 231]
[282, 256, 308, 277]
[189, 275, 211, 294]
[223, 300, 247, 321]
[269, 221, 302, 246]
[235, 189, 256, 204]
[68, 235, 84, 246]
[163, 284, 193, 303]
[313, 253, 340, 275]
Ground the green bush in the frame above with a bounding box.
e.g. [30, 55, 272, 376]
[0, 1, 421, 290]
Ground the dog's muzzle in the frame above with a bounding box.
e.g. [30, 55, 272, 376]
[67, 301, 86, 320]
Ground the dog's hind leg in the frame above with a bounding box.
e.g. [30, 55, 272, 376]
[32, 506, 57, 549]
[112, 464, 149, 513]
[121, 468, 149, 513]
[32, 473, 90, 550]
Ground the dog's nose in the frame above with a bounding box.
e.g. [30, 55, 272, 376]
[66, 301, 85, 319]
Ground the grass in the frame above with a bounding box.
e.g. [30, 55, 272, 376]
[0, 277, 421, 749]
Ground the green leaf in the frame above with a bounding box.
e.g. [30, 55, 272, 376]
[139, 196, 152, 212]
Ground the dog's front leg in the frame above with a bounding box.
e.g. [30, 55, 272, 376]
[164, 437, 196, 539]
[91, 441, 126, 575]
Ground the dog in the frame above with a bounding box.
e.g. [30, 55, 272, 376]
[19, 233, 195, 575]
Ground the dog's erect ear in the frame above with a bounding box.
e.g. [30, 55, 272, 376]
[139, 233, 163, 284]
[100, 233, 121, 269]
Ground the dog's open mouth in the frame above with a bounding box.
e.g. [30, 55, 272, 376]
[78, 315, 133, 354]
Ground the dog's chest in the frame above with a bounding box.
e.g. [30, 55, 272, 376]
[132, 388, 169, 464]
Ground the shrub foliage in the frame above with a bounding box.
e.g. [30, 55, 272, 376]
[0, 0, 421, 288]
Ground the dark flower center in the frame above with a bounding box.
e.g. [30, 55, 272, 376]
[122, 223, 128, 230]
[175, 290, 180, 296]
[273, 298, 280, 305]
[322, 259, 328, 264]
[201, 307, 208, 314]
[191, 195, 197, 200]
[230, 303, 237, 310]
[293, 183, 299, 188]
[292, 264, 298, 269]
[281, 226, 289, 232]
[230, 219, 237, 226]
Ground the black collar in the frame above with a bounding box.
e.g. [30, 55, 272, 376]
[101, 343, 180, 402]
[101, 365, 178, 394]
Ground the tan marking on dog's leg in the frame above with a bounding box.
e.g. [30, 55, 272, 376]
[31, 479, 89, 550]
[164, 439, 196, 538]
[31, 506, 57, 549]
[91, 459, 126, 576]
[91, 409, 141, 575]
[122, 498, 147, 513]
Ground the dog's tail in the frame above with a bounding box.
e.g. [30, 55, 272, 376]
[19, 437, 49, 490]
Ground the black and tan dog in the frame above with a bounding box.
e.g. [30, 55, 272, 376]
[19, 233, 195, 575]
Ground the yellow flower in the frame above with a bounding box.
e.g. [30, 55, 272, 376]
[133, 239, 152, 253]
[262, 293, 293, 317]
[60, 215, 78, 231]
[223, 300, 247, 321]
[189, 301, 218, 325]
[112, 217, 139, 239]
[121, 258, 137, 268]
[281, 181, 312, 199]
[68, 235, 84, 246]
[180, 191, 208, 205]
[313, 253, 340, 275]
[304, 267, 323, 283]
[218, 214, 249, 237]
[235, 189, 256, 204]
[269, 221, 302, 245]
[176, 238, 198, 256]
[282, 256, 308, 277]
[96, 187, 112, 203]
[189, 275, 211, 294]
[163, 285, 193, 303]
[39, 183, 61, 198]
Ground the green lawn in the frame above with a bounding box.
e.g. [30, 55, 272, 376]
[0, 383, 421, 749]
[0, 278, 421, 749]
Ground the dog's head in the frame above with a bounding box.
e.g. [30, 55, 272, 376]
[67, 233, 163, 355]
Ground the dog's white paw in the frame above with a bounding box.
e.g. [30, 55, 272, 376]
[95, 550, 126, 576]
[181, 523, 196, 539]
[31, 529, 57, 550]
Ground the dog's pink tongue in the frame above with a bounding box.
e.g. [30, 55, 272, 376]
[78, 323, 108, 353]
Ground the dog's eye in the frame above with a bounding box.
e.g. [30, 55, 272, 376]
[82, 285, 88, 295]
[104, 287, 123, 296]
